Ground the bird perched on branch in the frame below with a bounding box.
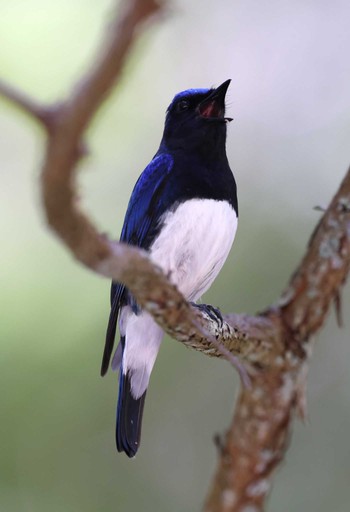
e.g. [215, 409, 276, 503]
[101, 80, 238, 457]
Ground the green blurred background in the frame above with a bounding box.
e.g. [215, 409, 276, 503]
[1, 1, 350, 510]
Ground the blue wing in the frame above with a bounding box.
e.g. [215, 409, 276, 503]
[101, 153, 173, 375]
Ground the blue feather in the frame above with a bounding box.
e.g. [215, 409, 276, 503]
[101, 153, 173, 376]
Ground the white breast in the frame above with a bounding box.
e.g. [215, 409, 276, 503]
[150, 198, 238, 301]
[120, 198, 238, 399]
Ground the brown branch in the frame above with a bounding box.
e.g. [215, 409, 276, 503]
[281, 169, 350, 338]
[40, 0, 163, 266]
[0, 78, 56, 129]
[203, 168, 350, 511]
[1, 1, 350, 510]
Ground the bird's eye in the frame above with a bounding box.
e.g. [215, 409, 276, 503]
[177, 100, 189, 112]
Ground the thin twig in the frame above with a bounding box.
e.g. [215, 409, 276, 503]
[0, 78, 54, 129]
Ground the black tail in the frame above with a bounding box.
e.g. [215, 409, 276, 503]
[116, 368, 146, 458]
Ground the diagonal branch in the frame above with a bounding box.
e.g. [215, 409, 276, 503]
[280, 169, 350, 339]
[0, 78, 56, 129]
[0, 0, 267, 369]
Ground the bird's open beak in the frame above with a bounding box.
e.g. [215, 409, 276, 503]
[197, 79, 232, 122]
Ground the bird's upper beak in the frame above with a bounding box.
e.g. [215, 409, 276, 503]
[197, 79, 232, 122]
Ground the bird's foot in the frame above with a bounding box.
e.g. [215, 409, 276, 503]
[190, 302, 252, 388]
[191, 303, 223, 326]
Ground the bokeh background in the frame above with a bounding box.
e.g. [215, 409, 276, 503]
[1, 1, 350, 510]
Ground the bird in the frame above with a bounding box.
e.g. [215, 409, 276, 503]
[101, 79, 238, 457]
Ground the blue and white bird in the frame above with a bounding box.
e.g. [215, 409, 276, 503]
[101, 80, 238, 457]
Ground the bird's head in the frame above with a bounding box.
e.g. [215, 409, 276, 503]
[161, 80, 232, 156]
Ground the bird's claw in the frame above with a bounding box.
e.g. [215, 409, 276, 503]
[191, 303, 224, 326]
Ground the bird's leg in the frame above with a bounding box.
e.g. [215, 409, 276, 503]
[190, 302, 252, 389]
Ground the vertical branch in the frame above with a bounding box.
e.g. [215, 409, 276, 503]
[203, 169, 350, 511]
[204, 368, 296, 512]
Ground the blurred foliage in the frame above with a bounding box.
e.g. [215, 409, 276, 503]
[1, 1, 350, 511]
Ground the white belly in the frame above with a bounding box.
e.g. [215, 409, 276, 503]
[150, 198, 238, 300]
[120, 198, 238, 399]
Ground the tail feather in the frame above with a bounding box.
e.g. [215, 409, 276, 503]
[116, 368, 146, 458]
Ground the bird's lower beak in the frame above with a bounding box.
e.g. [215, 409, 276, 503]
[197, 79, 232, 121]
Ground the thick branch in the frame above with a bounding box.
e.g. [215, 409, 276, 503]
[204, 168, 350, 511]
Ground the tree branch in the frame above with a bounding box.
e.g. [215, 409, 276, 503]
[0, 78, 56, 129]
[1, 1, 350, 510]
[203, 167, 350, 511]
[280, 170, 350, 339]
